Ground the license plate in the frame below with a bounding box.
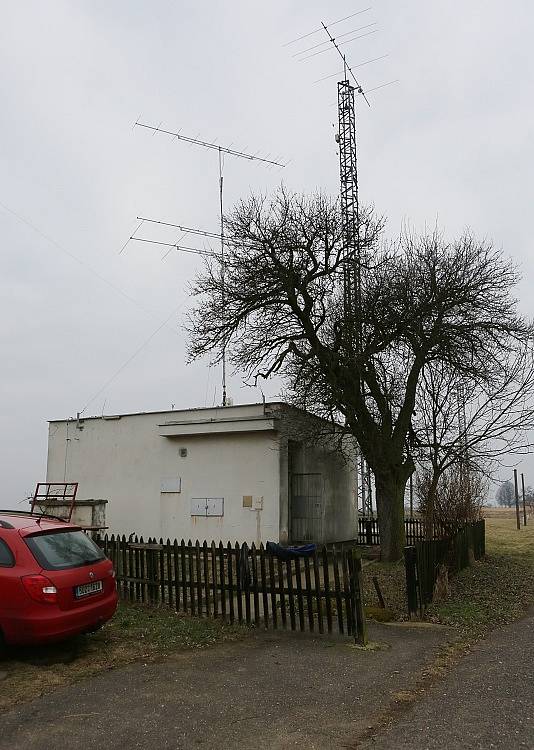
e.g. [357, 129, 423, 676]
[75, 580, 103, 598]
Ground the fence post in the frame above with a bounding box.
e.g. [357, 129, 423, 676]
[404, 545, 419, 618]
[348, 548, 367, 646]
[147, 546, 158, 605]
[521, 473, 527, 526]
[514, 469, 521, 531]
[365, 519, 373, 546]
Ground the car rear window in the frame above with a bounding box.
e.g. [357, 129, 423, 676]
[25, 530, 105, 571]
[0, 538, 14, 567]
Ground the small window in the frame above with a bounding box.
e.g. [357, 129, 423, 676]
[0, 538, 15, 567]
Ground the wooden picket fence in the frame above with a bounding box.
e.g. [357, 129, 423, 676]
[404, 519, 486, 616]
[357, 516, 447, 546]
[96, 536, 367, 644]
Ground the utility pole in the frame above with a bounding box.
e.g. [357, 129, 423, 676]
[521, 472, 527, 526]
[514, 469, 521, 531]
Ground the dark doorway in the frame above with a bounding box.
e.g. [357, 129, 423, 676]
[290, 473, 324, 542]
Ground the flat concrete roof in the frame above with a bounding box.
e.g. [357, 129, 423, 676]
[48, 401, 286, 424]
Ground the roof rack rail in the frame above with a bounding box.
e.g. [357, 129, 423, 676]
[0, 509, 70, 524]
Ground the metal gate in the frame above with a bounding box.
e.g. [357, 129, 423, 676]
[291, 473, 324, 542]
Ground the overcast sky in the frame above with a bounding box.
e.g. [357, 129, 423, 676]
[1, 0, 533, 506]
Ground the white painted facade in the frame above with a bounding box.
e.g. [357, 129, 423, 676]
[46, 403, 358, 545]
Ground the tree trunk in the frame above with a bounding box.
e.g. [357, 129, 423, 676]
[374, 471, 407, 562]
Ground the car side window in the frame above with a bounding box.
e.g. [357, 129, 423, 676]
[0, 538, 15, 567]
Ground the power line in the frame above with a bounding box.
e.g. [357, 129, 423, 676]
[79, 300, 187, 415]
[0, 199, 179, 334]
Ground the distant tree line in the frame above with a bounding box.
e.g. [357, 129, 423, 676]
[495, 479, 534, 508]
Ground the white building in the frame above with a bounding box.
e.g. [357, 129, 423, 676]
[46, 402, 358, 545]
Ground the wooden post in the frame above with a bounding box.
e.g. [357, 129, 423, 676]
[521, 473, 527, 526]
[348, 549, 367, 645]
[147, 548, 157, 604]
[514, 469, 521, 531]
[404, 545, 419, 617]
[372, 576, 386, 609]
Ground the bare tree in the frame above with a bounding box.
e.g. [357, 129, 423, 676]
[496, 480, 515, 508]
[416, 466, 485, 532]
[412, 344, 534, 529]
[188, 188, 531, 560]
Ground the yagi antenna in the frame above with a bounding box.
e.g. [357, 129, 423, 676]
[130, 120, 286, 408]
[130, 237, 218, 259]
[320, 20, 371, 106]
[313, 54, 388, 85]
[293, 23, 377, 58]
[297, 29, 378, 62]
[133, 215, 259, 249]
[135, 216, 223, 243]
[134, 121, 286, 168]
[283, 8, 372, 47]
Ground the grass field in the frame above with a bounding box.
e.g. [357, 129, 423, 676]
[361, 509, 534, 634]
[427, 513, 534, 637]
[0, 604, 245, 711]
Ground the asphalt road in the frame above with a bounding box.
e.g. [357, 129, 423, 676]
[0, 622, 445, 750]
[4, 612, 532, 749]
[366, 609, 534, 749]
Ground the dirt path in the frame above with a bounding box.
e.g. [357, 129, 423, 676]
[0, 621, 446, 750]
[363, 607, 534, 749]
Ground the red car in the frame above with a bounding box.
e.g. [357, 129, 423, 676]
[0, 510, 117, 648]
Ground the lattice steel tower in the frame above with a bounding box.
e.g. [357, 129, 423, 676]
[336, 71, 373, 515]
[338, 77, 361, 329]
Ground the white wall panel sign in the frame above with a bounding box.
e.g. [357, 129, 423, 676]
[206, 497, 224, 517]
[191, 498, 224, 517]
[160, 477, 182, 493]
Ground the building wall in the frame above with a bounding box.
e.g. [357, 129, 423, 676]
[47, 407, 281, 544]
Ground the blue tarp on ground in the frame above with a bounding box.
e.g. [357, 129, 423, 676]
[266, 541, 317, 560]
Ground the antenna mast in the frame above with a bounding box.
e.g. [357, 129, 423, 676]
[218, 146, 227, 407]
[133, 122, 284, 406]
[320, 18, 373, 515]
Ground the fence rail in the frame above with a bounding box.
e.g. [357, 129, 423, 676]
[97, 536, 367, 644]
[404, 519, 486, 616]
[357, 516, 448, 546]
